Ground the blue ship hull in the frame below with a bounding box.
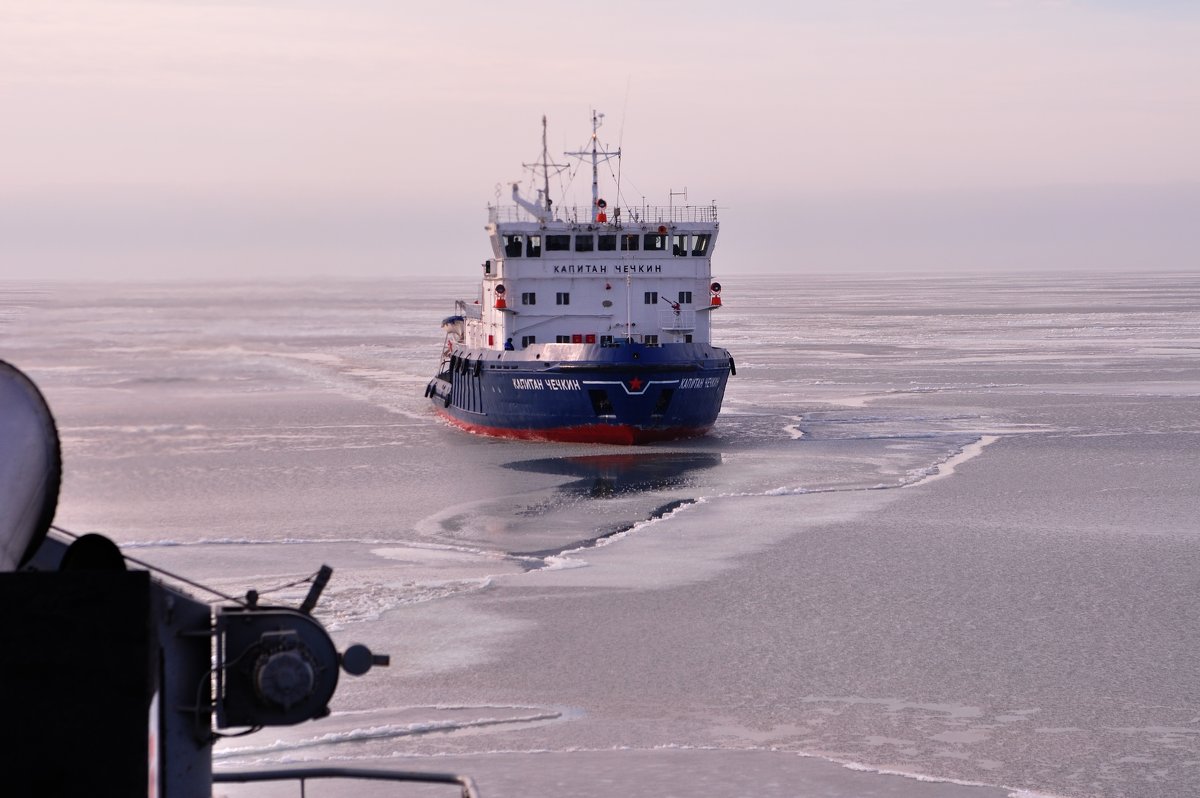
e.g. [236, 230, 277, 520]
[425, 341, 732, 444]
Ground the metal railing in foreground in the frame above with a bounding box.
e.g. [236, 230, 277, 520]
[214, 766, 481, 798]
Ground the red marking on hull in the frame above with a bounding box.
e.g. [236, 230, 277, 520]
[433, 407, 710, 445]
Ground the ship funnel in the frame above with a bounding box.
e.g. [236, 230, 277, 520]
[0, 360, 61, 571]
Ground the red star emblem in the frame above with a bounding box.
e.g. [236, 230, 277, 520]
[628, 377, 643, 391]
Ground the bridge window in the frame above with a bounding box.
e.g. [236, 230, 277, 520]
[526, 235, 542, 257]
[556, 292, 570, 305]
[643, 234, 666, 251]
[521, 335, 536, 347]
[575, 235, 594, 252]
[691, 234, 711, 256]
[644, 291, 658, 305]
[620, 234, 640, 251]
[598, 234, 617, 251]
[672, 234, 689, 256]
[678, 291, 693, 304]
[546, 235, 571, 251]
[521, 292, 536, 305]
[503, 235, 523, 258]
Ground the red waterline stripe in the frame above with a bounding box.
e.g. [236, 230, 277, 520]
[433, 408, 709, 445]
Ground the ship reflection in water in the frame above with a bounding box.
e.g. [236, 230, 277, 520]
[506, 452, 723, 498]
[502, 452, 723, 559]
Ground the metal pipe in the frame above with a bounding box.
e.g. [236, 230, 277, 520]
[213, 766, 482, 798]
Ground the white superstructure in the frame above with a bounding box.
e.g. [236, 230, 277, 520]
[458, 112, 722, 355]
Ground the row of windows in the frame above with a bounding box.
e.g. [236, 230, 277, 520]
[520, 292, 571, 305]
[520, 291, 694, 306]
[645, 291, 692, 305]
[502, 233, 711, 258]
[515, 334, 677, 348]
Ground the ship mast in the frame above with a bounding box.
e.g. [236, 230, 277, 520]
[523, 115, 568, 218]
[566, 109, 620, 222]
[540, 115, 552, 214]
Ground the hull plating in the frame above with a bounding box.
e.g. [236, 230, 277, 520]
[426, 343, 730, 445]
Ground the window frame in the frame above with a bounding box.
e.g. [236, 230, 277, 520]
[545, 234, 571, 251]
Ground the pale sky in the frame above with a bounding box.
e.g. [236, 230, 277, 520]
[1, 0, 1197, 279]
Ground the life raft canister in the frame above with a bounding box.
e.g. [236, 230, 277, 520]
[596, 198, 608, 224]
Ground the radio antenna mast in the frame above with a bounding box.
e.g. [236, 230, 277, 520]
[522, 115, 569, 215]
[566, 109, 621, 222]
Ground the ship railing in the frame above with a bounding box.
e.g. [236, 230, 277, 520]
[658, 308, 697, 331]
[455, 299, 483, 320]
[214, 766, 481, 798]
[488, 204, 718, 225]
[609, 334, 662, 346]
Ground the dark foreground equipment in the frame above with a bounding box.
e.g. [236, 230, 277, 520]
[0, 360, 479, 798]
